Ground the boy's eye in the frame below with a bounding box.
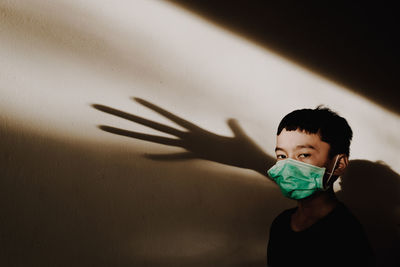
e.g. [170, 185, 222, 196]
[298, 153, 311, 158]
[277, 155, 287, 159]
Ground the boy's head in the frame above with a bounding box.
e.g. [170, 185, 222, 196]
[273, 106, 353, 189]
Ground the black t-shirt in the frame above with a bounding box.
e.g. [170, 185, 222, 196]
[267, 202, 375, 267]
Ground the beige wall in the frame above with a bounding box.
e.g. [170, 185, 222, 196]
[1, 1, 399, 266]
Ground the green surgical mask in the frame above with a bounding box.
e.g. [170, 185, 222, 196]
[267, 157, 339, 200]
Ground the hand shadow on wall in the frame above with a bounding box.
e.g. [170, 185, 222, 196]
[93, 98, 400, 266]
[92, 97, 275, 175]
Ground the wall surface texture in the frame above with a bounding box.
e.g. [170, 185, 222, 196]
[1, 1, 399, 266]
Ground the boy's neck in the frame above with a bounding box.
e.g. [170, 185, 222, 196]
[291, 191, 339, 231]
[298, 191, 338, 218]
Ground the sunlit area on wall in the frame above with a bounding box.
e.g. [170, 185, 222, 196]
[0, 0, 399, 266]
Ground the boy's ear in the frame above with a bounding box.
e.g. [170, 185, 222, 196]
[333, 154, 349, 176]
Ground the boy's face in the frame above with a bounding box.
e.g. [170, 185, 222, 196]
[275, 128, 332, 169]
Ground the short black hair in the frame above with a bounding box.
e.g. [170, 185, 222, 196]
[277, 106, 353, 158]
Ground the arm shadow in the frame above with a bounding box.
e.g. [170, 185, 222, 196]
[337, 160, 400, 267]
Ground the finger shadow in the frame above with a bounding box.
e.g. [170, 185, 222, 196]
[337, 160, 400, 267]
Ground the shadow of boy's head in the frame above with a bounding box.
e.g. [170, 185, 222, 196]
[338, 160, 400, 211]
[337, 159, 400, 265]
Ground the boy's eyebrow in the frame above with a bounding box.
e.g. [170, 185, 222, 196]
[275, 145, 316, 152]
[295, 144, 317, 150]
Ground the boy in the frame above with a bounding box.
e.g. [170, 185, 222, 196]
[267, 107, 374, 267]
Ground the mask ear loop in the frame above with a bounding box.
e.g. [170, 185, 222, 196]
[324, 155, 340, 190]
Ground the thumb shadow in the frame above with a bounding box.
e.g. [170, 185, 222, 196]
[336, 160, 400, 267]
